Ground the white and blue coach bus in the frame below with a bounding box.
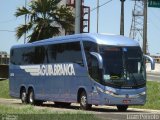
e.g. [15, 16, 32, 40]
[9, 33, 155, 111]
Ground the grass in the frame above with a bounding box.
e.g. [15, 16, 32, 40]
[0, 104, 50, 114]
[0, 80, 160, 110]
[0, 104, 98, 120]
[0, 80, 99, 120]
[0, 79, 10, 98]
[132, 81, 160, 110]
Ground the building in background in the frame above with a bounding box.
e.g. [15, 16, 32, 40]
[60, 0, 90, 34]
[151, 55, 160, 63]
[0, 51, 9, 79]
[57, 0, 75, 35]
[0, 51, 9, 65]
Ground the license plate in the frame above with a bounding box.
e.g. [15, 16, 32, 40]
[123, 100, 131, 104]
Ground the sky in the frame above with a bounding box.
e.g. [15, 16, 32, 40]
[0, 0, 160, 55]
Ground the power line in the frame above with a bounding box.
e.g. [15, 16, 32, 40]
[91, 0, 113, 12]
[0, 30, 15, 32]
[0, 0, 113, 33]
[0, 18, 16, 24]
[75, 0, 113, 18]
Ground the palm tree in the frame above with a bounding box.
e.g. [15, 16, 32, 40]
[15, 0, 74, 42]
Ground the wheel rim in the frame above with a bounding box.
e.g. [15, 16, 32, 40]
[21, 92, 26, 102]
[81, 95, 87, 106]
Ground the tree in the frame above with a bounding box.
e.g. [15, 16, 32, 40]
[15, 0, 74, 42]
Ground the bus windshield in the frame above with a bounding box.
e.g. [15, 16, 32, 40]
[100, 46, 145, 89]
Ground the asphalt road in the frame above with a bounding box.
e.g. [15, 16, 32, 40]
[147, 72, 160, 82]
[0, 98, 160, 120]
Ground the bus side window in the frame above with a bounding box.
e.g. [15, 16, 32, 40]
[34, 46, 46, 64]
[89, 55, 100, 83]
[46, 42, 83, 66]
[10, 49, 15, 65]
[83, 41, 98, 66]
[83, 41, 100, 83]
[46, 44, 57, 63]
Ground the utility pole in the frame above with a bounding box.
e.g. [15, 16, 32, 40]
[143, 0, 147, 54]
[120, 0, 125, 36]
[129, 0, 148, 54]
[97, 0, 99, 33]
[75, 0, 82, 34]
[24, 0, 27, 43]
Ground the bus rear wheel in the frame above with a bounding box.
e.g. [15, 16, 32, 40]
[79, 91, 92, 110]
[20, 89, 28, 104]
[28, 89, 43, 106]
[117, 105, 128, 111]
[28, 89, 35, 105]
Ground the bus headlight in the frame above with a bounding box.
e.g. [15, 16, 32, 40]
[105, 90, 117, 96]
[139, 91, 146, 95]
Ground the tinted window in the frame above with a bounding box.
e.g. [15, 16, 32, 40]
[47, 42, 83, 65]
[34, 46, 46, 64]
[46, 44, 57, 63]
[22, 47, 35, 65]
[83, 41, 98, 69]
[83, 41, 98, 63]
[83, 41, 98, 53]
[10, 49, 16, 65]
[11, 47, 35, 65]
[83, 41, 100, 81]
[89, 55, 100, 83]
[11, 41, 83, 65]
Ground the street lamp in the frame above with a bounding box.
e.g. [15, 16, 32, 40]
[120, 0, 125, 36]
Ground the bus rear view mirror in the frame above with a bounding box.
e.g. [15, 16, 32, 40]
[90, 52, 103, 69]
[144, 55, 155, 70]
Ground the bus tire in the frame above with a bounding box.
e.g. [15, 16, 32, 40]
[20, 89, 28, 104]
[117, 105, 128, 111]
[80, 91, 92, 110]
[28, 89, 43, 106]
[28, 89, 35, 105]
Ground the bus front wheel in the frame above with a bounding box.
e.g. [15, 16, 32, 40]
[117, 105, 128, 111]
[80, 91, 92, 110]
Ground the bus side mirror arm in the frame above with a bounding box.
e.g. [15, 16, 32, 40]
[90, 52, 103, 69]
[144, 55, 155, 70]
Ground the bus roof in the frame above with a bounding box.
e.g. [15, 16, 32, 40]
[11, 33, 139, 49]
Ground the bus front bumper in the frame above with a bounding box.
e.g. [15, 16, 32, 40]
[95, 87, 146, 105]
[102, 91, 146, 105]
